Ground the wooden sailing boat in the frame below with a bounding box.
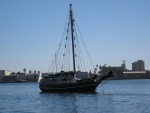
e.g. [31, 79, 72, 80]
[39, 4, 113, 92]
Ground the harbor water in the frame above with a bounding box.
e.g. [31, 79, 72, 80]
[0, 79, 150, 113]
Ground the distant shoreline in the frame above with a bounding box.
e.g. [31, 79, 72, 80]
[0, 81, 38, 83]
[1, 78, 150, 83]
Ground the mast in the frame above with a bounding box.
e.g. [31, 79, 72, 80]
[70, 4, 76, 73]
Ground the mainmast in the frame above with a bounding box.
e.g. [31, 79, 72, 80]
[70, 4, 76, 73]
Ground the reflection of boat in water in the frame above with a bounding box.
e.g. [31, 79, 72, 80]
[39, 4, 113, 92]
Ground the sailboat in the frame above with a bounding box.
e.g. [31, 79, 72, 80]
[39, 4, 113, 92]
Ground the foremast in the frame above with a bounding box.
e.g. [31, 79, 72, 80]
[70, 4, 76, 74]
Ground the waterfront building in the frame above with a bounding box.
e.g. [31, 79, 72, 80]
[0, 70, 40, 82]
[0, 70, 11, 76]
[18, 74, 39, 82]
[132, 60, 145, 71]
[122, 60, 126, 71]
[0, 70, 17, 82]
[98, 61, 126, 76]
[0, 70, 11, 81]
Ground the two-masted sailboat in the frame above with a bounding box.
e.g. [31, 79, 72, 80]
[39, 4, 113, 92]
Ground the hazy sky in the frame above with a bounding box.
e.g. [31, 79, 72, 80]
[0, 0, 150, 72]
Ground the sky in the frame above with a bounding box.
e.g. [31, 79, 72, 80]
[0, 0, 150, 73]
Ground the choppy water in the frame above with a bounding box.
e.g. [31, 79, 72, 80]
[0, 79, 150, 113]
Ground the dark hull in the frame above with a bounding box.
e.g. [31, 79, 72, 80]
[39, 79, 102, 92]
[39, 71, 113, 92]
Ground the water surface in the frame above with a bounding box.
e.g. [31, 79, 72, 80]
[0, 79, 150, 113]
